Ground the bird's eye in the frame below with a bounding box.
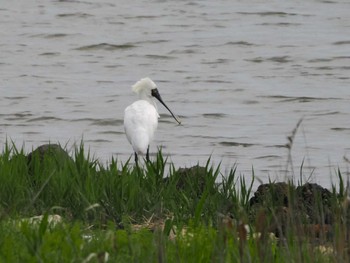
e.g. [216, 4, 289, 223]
[151, 89, 158, 97]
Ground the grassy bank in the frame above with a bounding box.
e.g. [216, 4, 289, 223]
[0, 143, 349, 262]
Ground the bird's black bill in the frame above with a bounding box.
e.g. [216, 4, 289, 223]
[151, 88, 181, 125]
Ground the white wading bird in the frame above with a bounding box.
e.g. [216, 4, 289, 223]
[124, 77, 181, 164]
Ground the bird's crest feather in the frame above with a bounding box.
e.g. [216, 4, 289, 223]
[132, 77, 157, 94]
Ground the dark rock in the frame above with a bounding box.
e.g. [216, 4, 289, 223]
[27, 144, 73, 172]
[296, 183, 333, 224]
[248, 182, 335, 237]
[164, 165, 209, 198]
[249, 182, 292, 237]
[175, 165, 207, 191]
[249, 182, 291, 208]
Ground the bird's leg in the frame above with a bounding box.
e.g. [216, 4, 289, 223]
[146, 146, 150, 162]
[134, 152, 138, 165]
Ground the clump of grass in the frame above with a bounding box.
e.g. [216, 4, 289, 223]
[0, 141, 349, 262]
[0, 142, 247, 227]
[0, 215, 340, 262]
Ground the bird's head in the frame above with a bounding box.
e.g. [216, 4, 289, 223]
[132, 77, 157, 98]
[131, 77, 182, 125]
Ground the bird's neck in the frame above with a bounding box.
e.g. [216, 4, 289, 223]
[139, 94, 158, 112]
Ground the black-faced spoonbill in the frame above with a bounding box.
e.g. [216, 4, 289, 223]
[124, 77, 181, 164]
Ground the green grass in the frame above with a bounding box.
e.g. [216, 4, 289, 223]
[0, 142, 349, 262]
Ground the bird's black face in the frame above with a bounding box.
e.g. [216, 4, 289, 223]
[151, 88, 161, 101]
[151, 88, 181, 125]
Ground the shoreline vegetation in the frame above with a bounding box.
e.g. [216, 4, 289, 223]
[0, 142, 349, 262]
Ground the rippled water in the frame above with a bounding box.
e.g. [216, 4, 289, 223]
[1, 0, 350, 187]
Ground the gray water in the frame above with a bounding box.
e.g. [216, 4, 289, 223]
[1, 0, 350, 187]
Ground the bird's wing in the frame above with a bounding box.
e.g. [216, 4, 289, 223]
[124, 100, 158, 153]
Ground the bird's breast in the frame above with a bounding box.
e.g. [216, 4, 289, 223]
[124, 100, 159, 137]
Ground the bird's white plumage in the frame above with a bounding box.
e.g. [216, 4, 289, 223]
[124, 100, 158, 155]
[124, 77, 159, 157]
[124, 77, 180, 162]
[132, 77, 157, 95]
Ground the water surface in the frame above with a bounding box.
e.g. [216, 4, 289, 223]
[1, 0, 350, 187]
